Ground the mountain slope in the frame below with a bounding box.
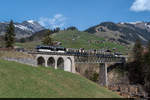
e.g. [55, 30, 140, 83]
[85, 22, 150, 45]
[26, 29, 51, 41]
[21, 20, 45, 32]
[0, 60, 121, 98]
[0, 20, 45, 39]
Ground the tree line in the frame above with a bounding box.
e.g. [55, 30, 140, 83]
[127, 39, 150, 96]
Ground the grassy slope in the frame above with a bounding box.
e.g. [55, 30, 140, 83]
[53, 30, 126, 52]
[15, 41, 41, 49]
[0, 60, 121, 98]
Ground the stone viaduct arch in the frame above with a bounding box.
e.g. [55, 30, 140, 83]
[57, 57, 64, 70]
[37, 56, 45, 66]
[36, 55, 75, 73]
[47, 57, 55, 68]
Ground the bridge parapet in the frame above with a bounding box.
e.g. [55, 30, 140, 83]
[74, 56, 125, 64]
[29, 52, 126, 64]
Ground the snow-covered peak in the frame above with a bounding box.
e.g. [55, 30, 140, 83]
[119, 22, 125, 24]
[119, 21, 143, 25]
[27, 20, 35, 24]
[128, 21, 143, 25]
[145, 23, 150, 28]
[21, 20, 45, 32]
[119, 21, 146, 26]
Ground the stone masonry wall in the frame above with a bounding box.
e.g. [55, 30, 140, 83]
[3, 57, 37, 66]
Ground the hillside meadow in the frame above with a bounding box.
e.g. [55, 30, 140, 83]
[0, 60, 121, 98]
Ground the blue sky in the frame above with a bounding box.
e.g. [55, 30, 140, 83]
[0, 0, 150, 30]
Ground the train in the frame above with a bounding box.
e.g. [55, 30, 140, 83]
[35, 45, 122, 57]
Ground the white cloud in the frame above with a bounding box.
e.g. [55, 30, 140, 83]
[130, 0, 150, 12]
[38, 14, 67, 29]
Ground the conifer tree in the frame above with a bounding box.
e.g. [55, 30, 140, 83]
[133, 39, 143, 62]
[5, 20, 15, 48]
[143, 41, 150, 94]
[131, 39, 144, 84]
[55, 27, 60, 32]
[42, 30, 53, 46]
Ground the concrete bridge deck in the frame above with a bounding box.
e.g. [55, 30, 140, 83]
[30, 51, 126, 63]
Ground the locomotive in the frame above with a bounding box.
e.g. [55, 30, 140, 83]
[36, 45, 66, 53]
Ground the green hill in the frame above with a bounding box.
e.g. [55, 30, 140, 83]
[53, 30, 126, 52]
[15, 30, 127, 53]
[0, 60, 121, 98]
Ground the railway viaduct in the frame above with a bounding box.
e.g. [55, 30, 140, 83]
[31, 52, 127, 87]
[36, 54, 76, 73]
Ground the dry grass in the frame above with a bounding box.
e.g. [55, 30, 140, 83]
[0, 50, 34, 59]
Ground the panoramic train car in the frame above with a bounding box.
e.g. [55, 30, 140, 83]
[114, 52, 123, 57]
[36, 45, 66, 53]
[56, 47, 66, 53]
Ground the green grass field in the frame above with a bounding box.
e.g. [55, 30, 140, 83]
[15, 41, 41, 49]
[0, 60, 121, 98]
[53, 30, 126, 52]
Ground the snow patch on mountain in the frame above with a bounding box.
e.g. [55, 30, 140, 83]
[138, 34, 148, 42]
[144, 23, 150, 28]
[128, 21, 143, 25]
[27, 20, 35, 25]
[120, 22, 125, 24]
[119, 21, 143, 25]
[147, 25, 150, 28]
[14, 24, 32, 32]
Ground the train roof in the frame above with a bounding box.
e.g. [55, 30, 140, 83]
[36, 45, 65, 49]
